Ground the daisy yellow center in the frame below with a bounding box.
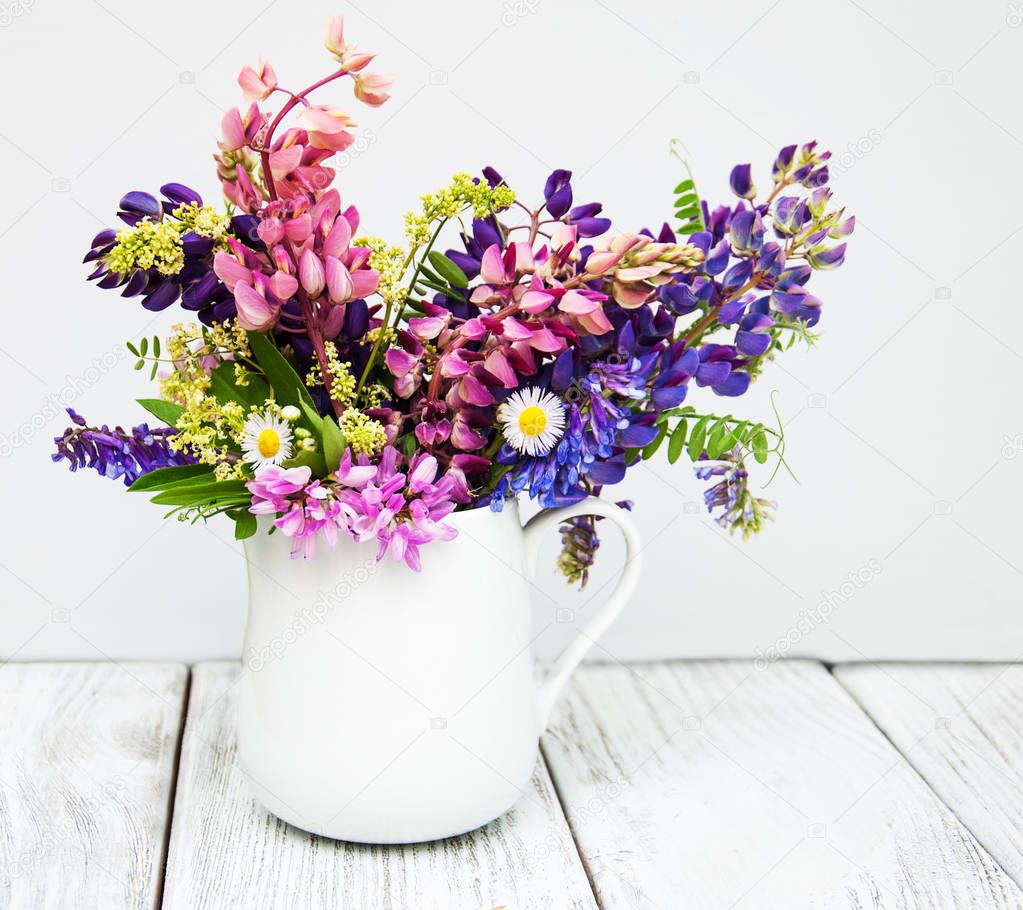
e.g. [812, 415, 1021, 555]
[518, 406, 547, 437]
[257, 428, 281, 458]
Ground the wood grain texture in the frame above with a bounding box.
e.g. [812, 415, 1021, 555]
[162, 661, 596, 910]
[541, 659, 1023, 909]
[835, 662, 1023, 890]
[0, 661, 187, 909]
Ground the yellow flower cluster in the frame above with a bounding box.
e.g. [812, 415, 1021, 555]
[106, 218, 184, 277]
[104, 204, 233, 279]
[414, 171, 516, 225]
[356, 236, 408, 305]
[339, 408, 388, 456]
[306, 341, 358, 403]
[172, 202, 233, 247]
[303, 341, 388, 455]
[157, 322, 254, 473]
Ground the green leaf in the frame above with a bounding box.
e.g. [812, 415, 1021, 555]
[397, 432, 417, 460]
[752, 428, 769, 464]
[149, 479, 250, 506]
[674, 204, 700, 221]
[284, 448, 327, 477]
[126, 341, 140, 357]
[321, 416, 346, 474]
[428, 251, 469, 288]
[707, 421, 727, 460]
[153, 336, 161, 359]
[673, 179, 695, 194]
[677, 222, 702, 234]
[420, 278, 466, 301]
[128, 463, 215, 492]
[297, 398, 324, 435]
[247, 332, 317, 412]
[139, 337, 148, 357]
[232, 509, 258, 540]
[667, 419, 688, 464]
[674, 193, 698, 209]
[688, 416, 710, 461]
[137, 398, 184, 427]
[641, 423, 668, 460]
[209, 362, 268, 409]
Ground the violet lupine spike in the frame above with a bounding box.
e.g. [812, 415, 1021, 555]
[694, 449, 775, 539]
[52, 409, 196, 487]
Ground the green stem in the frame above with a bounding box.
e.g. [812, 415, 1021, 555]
[353, 218, 449, 398]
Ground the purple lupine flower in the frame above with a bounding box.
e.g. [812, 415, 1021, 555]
[84, 184, 257, 325]
[695, 449, 775, 538]
[543, 169, 573, 219]
[52, 409, 196, 487]
[729, 163, 756, 200]
[557, 499, 633, 588]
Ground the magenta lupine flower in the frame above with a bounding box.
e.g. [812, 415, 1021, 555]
[245, 448, 458, 568]
[336, 447, 457, 571]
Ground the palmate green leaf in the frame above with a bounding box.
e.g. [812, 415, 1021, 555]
[427, 251, 469, 289]
[322, 416, 346, 474]
[667, 419, 688, 464]
[688, 415, 709, 461]
[137, 398, 184, 428]
[128, 463, 215, 492]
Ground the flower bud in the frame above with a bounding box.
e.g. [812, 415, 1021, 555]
[299, 250, 326, 297]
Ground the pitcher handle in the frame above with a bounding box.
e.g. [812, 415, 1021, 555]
[522, 496, 642, 729]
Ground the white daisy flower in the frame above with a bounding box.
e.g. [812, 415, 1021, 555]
[241, 409, 294, 469]
[499, 387, 567, 457]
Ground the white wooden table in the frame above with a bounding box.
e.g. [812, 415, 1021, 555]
[2, 660, 1022, 909]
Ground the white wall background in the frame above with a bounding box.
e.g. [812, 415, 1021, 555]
[1, 0, 1021, 664]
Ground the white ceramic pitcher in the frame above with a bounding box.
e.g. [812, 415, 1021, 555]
[238, 496, 641, 844]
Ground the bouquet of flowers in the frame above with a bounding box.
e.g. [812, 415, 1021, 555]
[54, 17, 854, 583]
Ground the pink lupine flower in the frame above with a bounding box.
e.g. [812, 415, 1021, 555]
[296, 105, 358, 151]
[324, 16, 376, 72]
[247, 465, 313, 513]
[299, 249, 326, 297]
[325, 257, 353, 303]
[238, 59, 278, 102]
[353, 72, 393, 107]
[233, 281, 281, 331]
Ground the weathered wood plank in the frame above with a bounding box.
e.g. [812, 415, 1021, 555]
[541, 659, 1023, 909]
[162, 662, 595, 910]
[836, 662, 1023, 890]
[0, 661, 187, 909]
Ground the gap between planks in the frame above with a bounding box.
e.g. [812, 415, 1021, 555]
[153, 665, 192, 910]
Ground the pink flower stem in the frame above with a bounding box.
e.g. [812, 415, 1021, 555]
[255, 68, 354, 421]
